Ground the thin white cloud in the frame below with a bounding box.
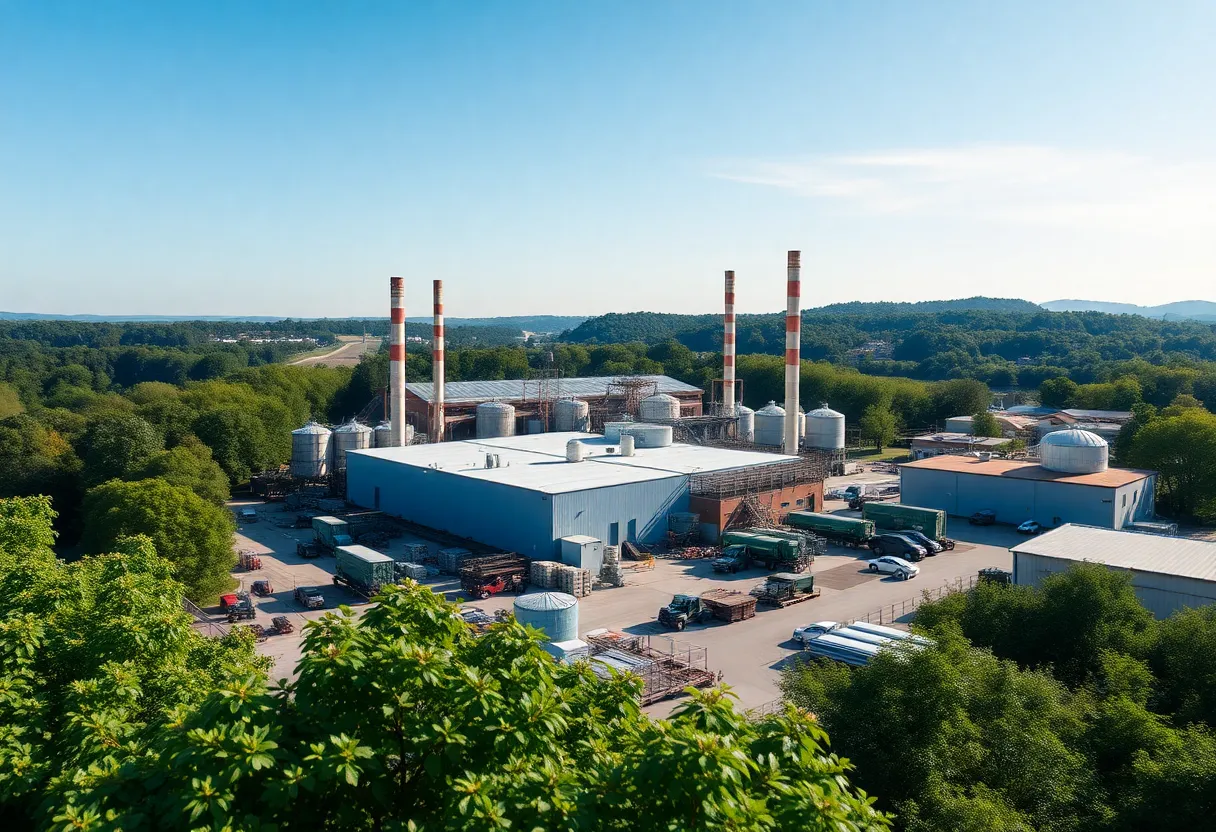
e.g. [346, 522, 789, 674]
[713, 145, 1216, 233]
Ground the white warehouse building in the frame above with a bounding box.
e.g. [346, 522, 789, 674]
[1012, 525, 1216, 618]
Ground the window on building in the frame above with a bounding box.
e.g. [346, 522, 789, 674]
[796, 499, 804, 506]
[780, 501, 790, 508]
[1122, 494, 1127, 508]
[609, 522, 619, 546]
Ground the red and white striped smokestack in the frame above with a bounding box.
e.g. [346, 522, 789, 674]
[784, 251, 801, 453]
[723, 270, 736, 416]
[432, 279, 445, 442]
[389, 276, 407, 447]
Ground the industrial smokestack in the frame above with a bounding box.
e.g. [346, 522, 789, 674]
[723, 270, 736, 417]
[389, 276, 407, 446]
[432, 279, 445, 442]
[784, 251, 801, 454]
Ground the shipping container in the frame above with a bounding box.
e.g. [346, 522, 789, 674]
[334, 545, 396, 596]
[863, 502, 947, 539]
[312, 516, 350, 549]
[785, 511, 874, 546]
[719, 530, 801, 558]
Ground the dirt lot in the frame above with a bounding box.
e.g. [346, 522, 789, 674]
[289, 336, 381, 367]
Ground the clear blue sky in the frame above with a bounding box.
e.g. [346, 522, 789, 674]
[2, 1, 1213, 317]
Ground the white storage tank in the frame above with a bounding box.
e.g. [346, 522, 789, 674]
[566, 439, 584, 462]
[1039, 429, 1109, 474]
[638, 393, 680, 422]
[554, 398, 590, 432]
[736, 404, 755, 443]
[332, 420, 373, 471]
[623, 423, 673, 448]
[753, 401, 786, 447]
[806, 403, 846, 450]
[513, 592, 578, 642]
[604, 418, 634, 442]
[290, 422, 331, 478]
[619, 434, 635, 456]
[476, 401, 516, 439]
[798, 407, 807, 441]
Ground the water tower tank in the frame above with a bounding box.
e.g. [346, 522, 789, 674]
[476, 401, 516, 439]
[735, 404, 755, 443]
[638, 393, 680, 422]
[331, 420, 373, 471]
[623, 423, 673, 448]
[1039, 429, 1109, 474]
[806, 403, 846, 449]
[513, 592, 578, 642]
[604, 418, 635, 442]
[290, 422, 331, 478]
[753, 401, 786, 447]
[554, 398, 590, 432]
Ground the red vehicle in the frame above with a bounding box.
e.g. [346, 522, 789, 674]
[459, 554, 529, 600]
[251, 580, 274, 597]
[462, 574, 522, 600]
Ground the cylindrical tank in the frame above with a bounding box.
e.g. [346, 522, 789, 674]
[736, 405, 755, 443]
[331, 420, 373, 471]
[373, 421, 393, 448]
[620, 434, 635, 456]
[290, 422, 331, 478]
[604, 419, 634, 442]
[476, 401, 516, 439]
[566, 440, 584, 463]
[638, 393, 680, 422]
[798, 408, 807, 440]
[753, 401, 786, 447]
[1039, 429, 1108, 474]
[806, 403, 846, 449]
[554, 398, 590, 432]
[513, 592, 578, 642]
[623, 423, 673, 448]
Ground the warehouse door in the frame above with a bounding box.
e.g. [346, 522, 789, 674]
[627, 519, 637, 541]
[609, 522, 619, 545]
[373, 487, 380, 510]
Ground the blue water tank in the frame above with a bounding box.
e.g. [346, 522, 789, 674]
[513, 591, 578, 642]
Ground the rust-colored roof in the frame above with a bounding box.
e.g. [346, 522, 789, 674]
[900, 454, 1153, 487]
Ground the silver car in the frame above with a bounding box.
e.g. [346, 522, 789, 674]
[865, 555, 920, 580]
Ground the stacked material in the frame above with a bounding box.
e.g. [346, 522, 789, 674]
[437, 547, 472, 575]
[396, 562, 429, 581]
[460, 608, 495, 633]
[543, 639, 591, 662]
[589, 648, 655, 680]
[529, 560, 562, 589]
[399, 543, 430, 562]
[599, 545, 624, 587]
[556, 565, 592, 598]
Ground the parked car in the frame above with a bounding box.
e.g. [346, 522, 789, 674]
[865, 555, 920, 580]
[868, 533, 927, 561]
[899, 530, 944, 554]
[1017, 520, 1044, 535]
[295, 586, 325, 609]
[238, 508, 258, 523]
[969, 510, 996, 526]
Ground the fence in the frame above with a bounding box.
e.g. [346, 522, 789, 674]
[847, 575, 978, 626]
[183, 597, 230, 638]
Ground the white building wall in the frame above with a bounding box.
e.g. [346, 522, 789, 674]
[1014, 551, 1216, 618]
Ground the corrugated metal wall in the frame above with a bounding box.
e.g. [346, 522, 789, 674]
[552, 476, 688, 557]
[1014, 551, 1216, 618]
[1114, 478, 1156, 528]
[901, 467, 1123, 527]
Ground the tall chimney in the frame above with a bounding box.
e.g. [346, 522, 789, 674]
[389, 276, 407, 446]
[432, 279, 445, 442]
[784, 251, 801, 454]
[723, 270, 736, 417]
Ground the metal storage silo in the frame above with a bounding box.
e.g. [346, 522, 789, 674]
[1039, 429, 1108, 474]
[290, 422, 331, 478]
[622, 423, 673, 448]
[373, 421, 393, 448]
[332, 420, 373, 471]
[798, 408, 807, 441]
[736, 404, 755, 443]
[638, 393, 680, 422]
[476, 401, 516, 439]
[806, 403, 846, 449]
[753, 402, 786, 447]
[555, 398, 590, 432]
[513, 592, 578, 642]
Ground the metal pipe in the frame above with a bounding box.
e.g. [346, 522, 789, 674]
[784, 251, 801, 454]
[389, 276, 407, 446]
[432, 279, 445, 442]
[723, 270, 736, 416]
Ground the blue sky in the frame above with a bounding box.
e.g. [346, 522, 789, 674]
[1, 1, 1213, 317]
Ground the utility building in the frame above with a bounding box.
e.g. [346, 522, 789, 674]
[1012, 525, 1216, 618]
[345, 431, 824, 558]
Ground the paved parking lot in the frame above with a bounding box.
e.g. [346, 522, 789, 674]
[216, 498, 1015, 706]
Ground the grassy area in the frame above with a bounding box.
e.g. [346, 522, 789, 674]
[847, 446, 913, 463]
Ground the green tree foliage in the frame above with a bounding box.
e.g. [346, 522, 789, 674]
[1124, 408, 1216, 519]
[191, 406, 272, 484]
[81, 478, 236, 602]
[79, 413, 163, 487]
[134, 437, 231, 505]
[929, 379, 991, 422]
[859, 404, 898, 451]
[971, 410, 1002, 438]
[0, 415, 84, 538]
[0, 381, 23, 419]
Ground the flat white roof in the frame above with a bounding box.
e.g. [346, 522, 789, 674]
[405, 375, 700, 404]
[348, 431, 798, 495]
[1012, 524, 1216, 583]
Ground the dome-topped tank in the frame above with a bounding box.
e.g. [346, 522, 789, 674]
[806, 403, 845, 450]
[513, 592, 578, 642]
[736, 404, 755, 443]
[332, 420, 373, 471]
[622, 423, 673, 448]
[291, 422, 331, 478]
[1039, 429, 1109, 474]
[753, 402, 786, 447]
[638, 393, 680, 422]
[554, 398, 589, 432]
[476, 401, 516, 439]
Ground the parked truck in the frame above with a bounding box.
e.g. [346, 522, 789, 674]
[658, 589, 757, 630]
[333, 544, 396, 598]
[312, 516, 354, 553]
[715, 529, 811, 573]
[862, 502, 950, 544]
[785, 511, 875, 548]
[750, 572, 819, 607]
[459, 554, 530, 600]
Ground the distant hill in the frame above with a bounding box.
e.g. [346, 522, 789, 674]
[814, 297, 1041, 315]
[1041, 299, 1216, 320]
[0, 311, 588, 331]
[0, 311, 287, 322]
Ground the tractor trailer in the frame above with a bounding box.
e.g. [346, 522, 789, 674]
[785, 512, 875, 548]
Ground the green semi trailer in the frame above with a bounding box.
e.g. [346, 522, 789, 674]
[714, 530, 810, 573]
[862, 502, 949, 542]
[334, 545, 396, 598]
[785, 511, 875, 548]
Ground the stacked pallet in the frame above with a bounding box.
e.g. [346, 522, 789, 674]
[557, 565, 592, 598]
[396, 562, 429, 581]
[599, 545, 624, 587]
[529, 560, 562, 589]
[399, 543, 430, 563]
[437, 547, 472, 575]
